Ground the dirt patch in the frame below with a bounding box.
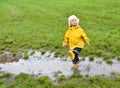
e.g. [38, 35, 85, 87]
[0, 51, 23, 63]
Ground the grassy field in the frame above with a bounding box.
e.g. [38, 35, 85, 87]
[0, 0, 120, 59]
[0, 72, 120, 88]
[0, 0, 120, 87]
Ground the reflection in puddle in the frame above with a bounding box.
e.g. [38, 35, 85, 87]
[0, 51, 120, 81]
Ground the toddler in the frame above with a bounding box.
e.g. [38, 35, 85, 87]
[62, 15, 90, 69]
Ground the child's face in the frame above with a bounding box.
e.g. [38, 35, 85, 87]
[70, 18, 78, 26]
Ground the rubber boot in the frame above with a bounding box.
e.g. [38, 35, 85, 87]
[73, 64, 78, 69]
[68, 50, 75, 60]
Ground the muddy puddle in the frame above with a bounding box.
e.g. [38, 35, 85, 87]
[0, 50, 120, 82]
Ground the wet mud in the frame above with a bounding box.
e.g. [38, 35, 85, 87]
[0, 51, 22, 63]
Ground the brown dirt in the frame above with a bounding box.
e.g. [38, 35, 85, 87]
[0, 52, 22, 63]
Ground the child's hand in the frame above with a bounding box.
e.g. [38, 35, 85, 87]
[62, 44, 67, 48]
[87, 43, 90, 46]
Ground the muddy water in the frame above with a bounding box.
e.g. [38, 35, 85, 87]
[0, 51, 120, 81]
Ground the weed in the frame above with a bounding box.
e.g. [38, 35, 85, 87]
[70, 73, 83, 79]
[58, 75, 66, 82]
[102, 53, 113, 61]
[117, 56, 120, 61]
[13, 52, 16, 57]
[23, 52, 29, 60]
[53, 71, 62, 78]
[40, 49, 46, 55]
[29, 50, 35, 56]
[54, 51, 60, 57]
[38, 76, 52, 87]
[0, 73, 12, 78]
[89, 55, 94, 61]
[53, 72, 59, 78]
[106, 59, 113, 65]
[111, 72, 116, 75]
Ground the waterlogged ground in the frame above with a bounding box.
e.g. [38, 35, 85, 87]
[0, 51, 120, 82]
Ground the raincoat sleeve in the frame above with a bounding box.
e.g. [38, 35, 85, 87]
[63, 30, 69, 46]
[81, 29, 89, 44]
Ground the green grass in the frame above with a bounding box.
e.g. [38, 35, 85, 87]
[0, 0, 120, 87]
[0, 0, 120, 58]
[23, 52, 29, 59]
[0, 73, 120, 88]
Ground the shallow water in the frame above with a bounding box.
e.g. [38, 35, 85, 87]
[0, 51, 120, 81]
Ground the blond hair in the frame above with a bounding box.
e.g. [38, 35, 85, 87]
[68, 15, 79, 27]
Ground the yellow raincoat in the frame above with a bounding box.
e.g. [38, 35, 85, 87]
[63, 25, 89, 50]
